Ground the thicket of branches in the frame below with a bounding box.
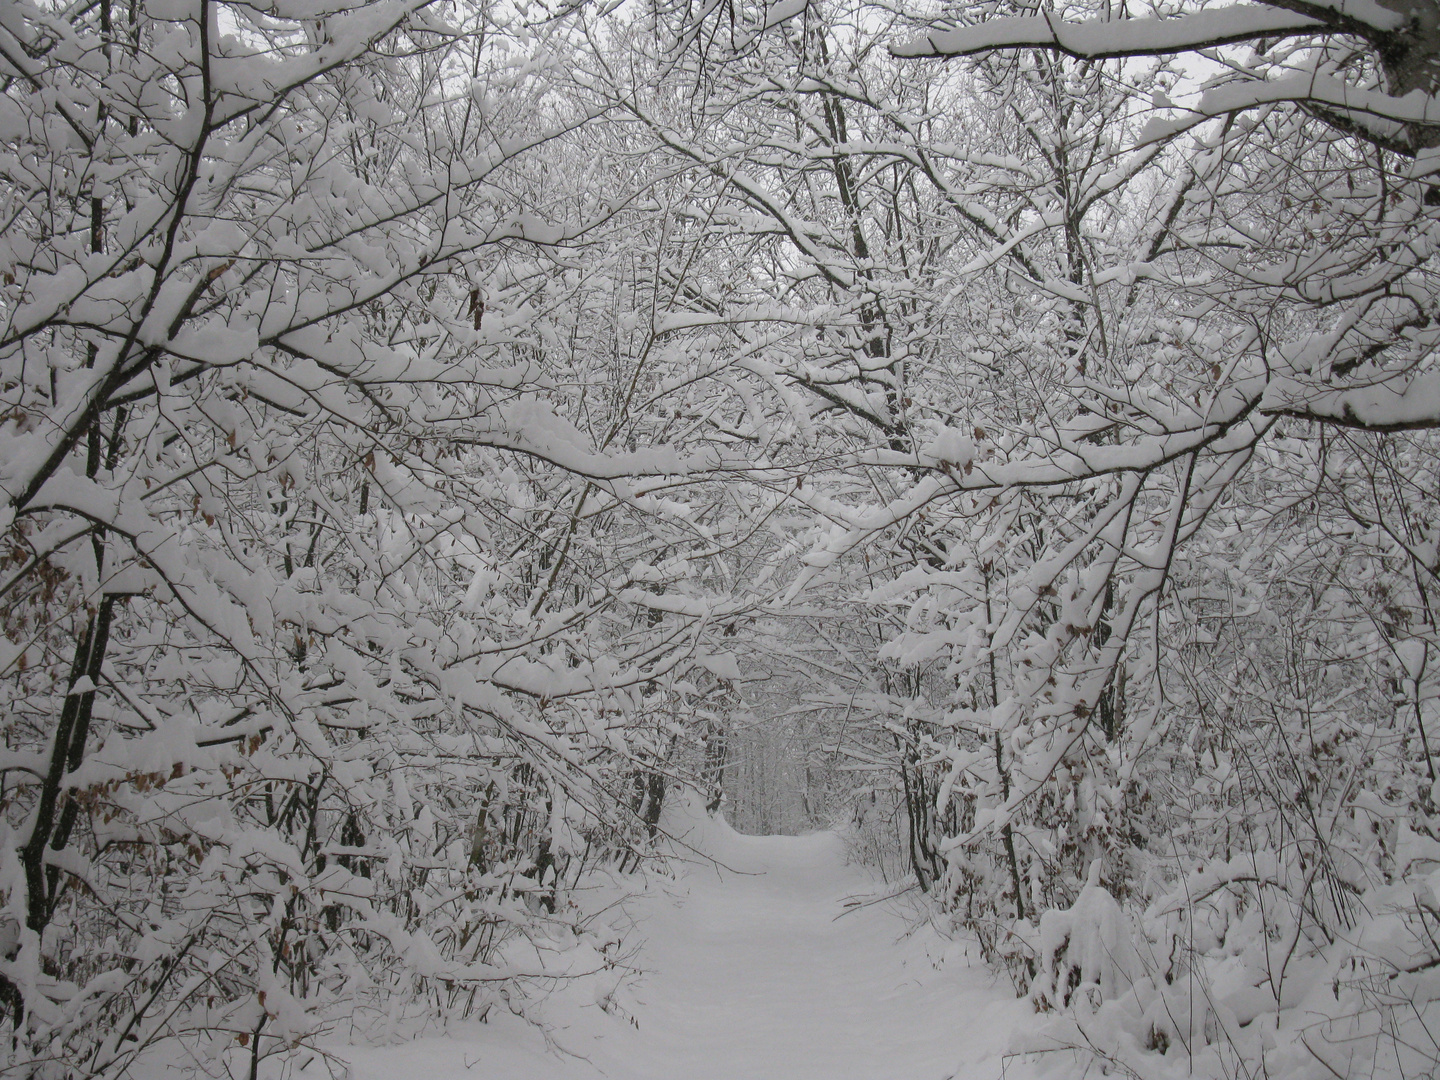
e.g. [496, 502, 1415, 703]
[2, 0, 1439, 1077]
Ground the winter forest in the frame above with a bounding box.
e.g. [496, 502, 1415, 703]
[2, 0, 1440, 1076]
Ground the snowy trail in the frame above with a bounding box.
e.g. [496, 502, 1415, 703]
[344, 808, 1034, 1080]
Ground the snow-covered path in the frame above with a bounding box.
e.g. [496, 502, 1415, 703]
[344, 808, 1034, 1079]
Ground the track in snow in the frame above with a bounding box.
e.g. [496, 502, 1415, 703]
[343, 805, 1034, 1080]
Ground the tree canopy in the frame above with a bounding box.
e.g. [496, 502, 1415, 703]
[0, 1, 1437, 1077]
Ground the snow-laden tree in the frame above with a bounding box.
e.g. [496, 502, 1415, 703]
[575, 1, 1440, 1075]
[0, 1, 790, 1074]
[850, 2, 1440, 1075]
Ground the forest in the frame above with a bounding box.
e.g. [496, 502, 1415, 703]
[0, 0, 1437, 1076]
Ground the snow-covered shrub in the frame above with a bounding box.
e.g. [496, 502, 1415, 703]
[1004, 859, 1440, 1080]
[1025, 864, 1141, 1015]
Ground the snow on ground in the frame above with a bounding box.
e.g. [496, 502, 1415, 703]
[339, 799, 1039, 1080]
